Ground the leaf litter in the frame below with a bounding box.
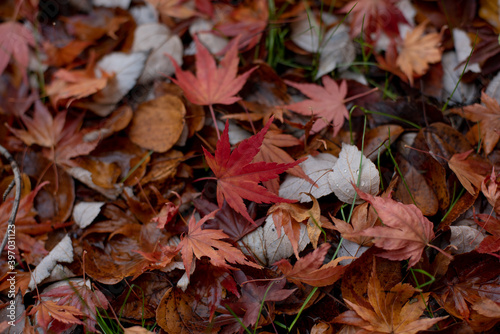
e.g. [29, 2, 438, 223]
[1, 1, 500, 333]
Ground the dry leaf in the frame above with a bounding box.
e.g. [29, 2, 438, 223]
[396, 20, 443, 85]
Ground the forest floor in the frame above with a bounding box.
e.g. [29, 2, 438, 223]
[0, 0, 500, 333]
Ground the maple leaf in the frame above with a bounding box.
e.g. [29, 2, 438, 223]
[268, 202, 309, 258]
[28, 300, 84, 332]
[177, 210, 261, 279]
[170, 35, 256, 138]
[194, 197, 262, 241]
[0, 21, 35, 78]
[334, 262, 446, 333]
[396, 21, 443, 86]
[352, 187, 440, 267]
[202, 117, 304, 224]
[215, 0, 269, 51]
[40, 279, 109, 332]
[340, 0, 407, 42]
[450, 92, 500, 155]
[254, 129, 314, 194]
[6, 101, 98, 166]
[274, 243, 346, 287]
[223, 270, 296, 328]
[448, 150, 492, 195]
[285, 77, 349, 137]
[481, 168, 500, 213]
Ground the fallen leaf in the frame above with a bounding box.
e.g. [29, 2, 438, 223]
[330, 143, 380, 204]
[128, 94, 186, 152]
[448, 150, 491, 195]
[170, 34, 256, 106]
[396, 20, 443, 86]
[450, 91, 500, 155]
[177, 210, 261, 279]
[352, 187, 438, 267]
[279, 153, 337, 203]
[285, 77, 349, 136]
[72, 202, 105, 229]
[0, 21, 35, 77]
[474, 214, 500, 254]
[334, 262, 446, 333]
[223, 271, 296, 328]
[28, 300, 83, 332]
[203, 117, 303, 223]
[274, 243, 346, 287]
[239, 214, 310, 266]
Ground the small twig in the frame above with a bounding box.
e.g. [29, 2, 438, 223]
[0, 144, 22, 257]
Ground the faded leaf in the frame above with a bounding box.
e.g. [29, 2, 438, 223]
[330, 143, 380, 204]
[73, 202, 105, 229]
[0, 21, 35, 76]
[448, 150, 491, 195]
[279, 153, 337, 203]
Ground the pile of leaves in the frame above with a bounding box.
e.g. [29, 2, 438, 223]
[1, 0, 500, 333]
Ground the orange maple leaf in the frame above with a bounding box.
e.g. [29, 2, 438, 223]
[177, 210, 261, 279]
[202, 117, 304, 224]
[450, 92, 500, 155]
[274, 244, 346, 287]
[396, 21, 443, 86]
[334, 262, 446, 333]
[28, 300, 83, 331]
[284, 77, 349, 136]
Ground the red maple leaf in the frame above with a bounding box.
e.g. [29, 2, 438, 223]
[28, 300, 83, 332]
[474, 214, 500, 255]
[274, 243, 347, 287]
[177, 210, 261, 279]
[170, 35, 256, 138]
[285, 77, 350, 137]
[0, 21, 35, 78]
[202, 117, 304, 224]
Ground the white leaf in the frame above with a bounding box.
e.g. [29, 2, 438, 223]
[73, 202, 105, 229]
[29, 235, 73, 290]
[238, 216, 309, 266]
[449, 220, 485, 254]
[329, 143, 379, 204]
[188, 19, 228, 55]
[132, 23, 183, 84]
[279, 153, 337, 202]
[336, 239, 369, 265]
[91, 52, 148, 116]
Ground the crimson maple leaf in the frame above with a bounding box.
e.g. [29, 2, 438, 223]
[202, 117, 304, 224]
[0, 21, 35, 78]
[177, 210, 261, 279]
[474, 214, 500, 254]
[352, 187, 442, 267]
[285, 77, 349, 137]
[170, 35, 256, 138]
[274, 243, 346, 287]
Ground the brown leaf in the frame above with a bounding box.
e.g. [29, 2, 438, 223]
[448, 150, 491, 195]
[128, 94, 186, 153]
[335, 261, 446, 333]
[274, 244, 346, 287]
